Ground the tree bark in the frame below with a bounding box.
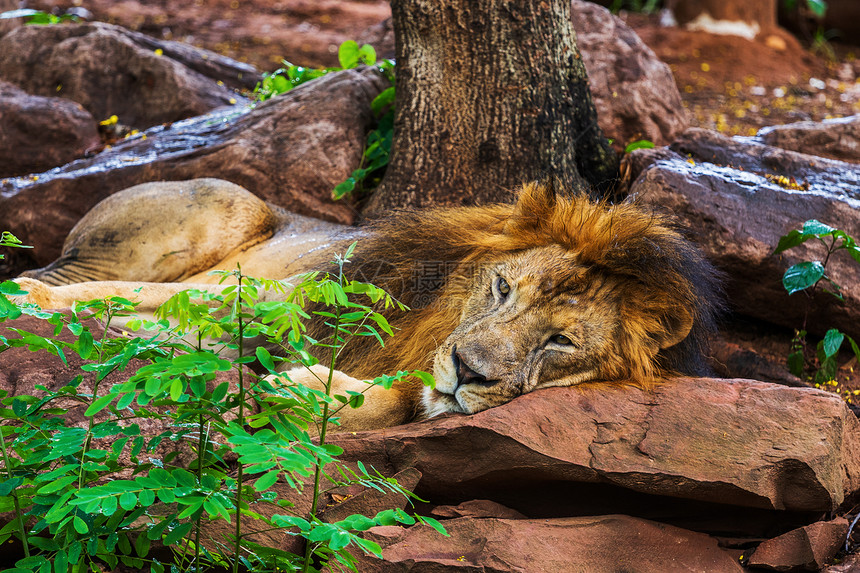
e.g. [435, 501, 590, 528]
[363, 0, 618, 214]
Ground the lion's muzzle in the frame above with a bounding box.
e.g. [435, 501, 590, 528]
[452, 345, 498, 389]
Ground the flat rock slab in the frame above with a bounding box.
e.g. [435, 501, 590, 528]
[630, 127, 860, 340]
[753, 115, 860, 164]
[0, 80, 100, 178]
[0, 21, 257, 128]
[0, 68, 387, 277]
[329, 378, 860, 515]
[353, 514, 743, 572]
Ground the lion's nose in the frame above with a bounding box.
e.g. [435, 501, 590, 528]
[452, 347, 491, 388]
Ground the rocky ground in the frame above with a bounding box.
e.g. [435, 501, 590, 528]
[1, 3, 860, 569]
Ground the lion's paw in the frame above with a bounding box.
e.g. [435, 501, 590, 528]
[7, 277, 58, 308]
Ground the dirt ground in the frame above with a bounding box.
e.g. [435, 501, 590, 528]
[20, 0, 860, 402]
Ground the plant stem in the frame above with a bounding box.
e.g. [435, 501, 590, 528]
[302, 264, 345, 572]
[195, 332, 204, 573]
[0, 426, 30, 558]
[79, 303, 115, 489]
[233, 271, 247, 573]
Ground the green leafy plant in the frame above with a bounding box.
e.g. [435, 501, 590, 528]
[1, 231, 31, 259]
[254, 41, 395, 201]
[0, 244, 444, 572]
[774, 220, 860, 384]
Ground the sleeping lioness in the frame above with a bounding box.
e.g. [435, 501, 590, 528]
[14, 178, 721, 431]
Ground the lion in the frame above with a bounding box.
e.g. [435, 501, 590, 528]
[13, 178, 721, 431]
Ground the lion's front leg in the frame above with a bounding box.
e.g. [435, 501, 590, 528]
[276, 364, 413, 433]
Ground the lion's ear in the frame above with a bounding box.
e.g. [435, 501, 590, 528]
[504, 181, 557, 237]
[655, 306, 695, 350]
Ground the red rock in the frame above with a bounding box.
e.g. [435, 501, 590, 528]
[0, 68, 388, 277]
[631, 128, 860, 341]
[572, 0, 688, 147]
[0, 22, 254, 128]
[0, 80, 100, 178]
[430, 500, 527, 520]
[329, 378, 860, 515]
[747, 517, 850, 571]
[352, 514, 743, 572]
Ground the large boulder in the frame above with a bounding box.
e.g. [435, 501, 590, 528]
[630, 128, 860, 340]
[353, 515, 744, 572]
[0, 68, 388, 278]
[572, 0, 689, 147]
[328, 378, 860, 520]
[0, 80, 100, 178]
[0, 22, 257, 128]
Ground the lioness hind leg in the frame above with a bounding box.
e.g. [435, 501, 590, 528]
[11, 277, 219, 314]
[20, 179, 280, 286]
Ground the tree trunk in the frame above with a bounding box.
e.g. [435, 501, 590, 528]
[363, 0, 618, 214]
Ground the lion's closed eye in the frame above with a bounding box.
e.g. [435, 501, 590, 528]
[548, 334, 573, 346]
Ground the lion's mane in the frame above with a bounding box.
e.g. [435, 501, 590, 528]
[304, 181, 722, 408]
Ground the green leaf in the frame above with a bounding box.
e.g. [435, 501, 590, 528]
[623, 140, 655, 153]
[0, 477, 22, 496]
[134, 530, 151, 556]
[418, 515, 449, 536]
[39, 475, 77, 494]
[782, 261, 824, 295]
[163, 522, 193, 546]
[822, 328, 844, 358]
[371, 86, 395, 116]
[169, 377, 184, 401]
[73, 516, 88, 534]
[787, 350, 805, 377]
[844, 335, 860, 361]
[805, 0, 827, 18]
[84, 393, 117, 417]
[254, 469, 280, 492]
[333, 178, 356, 200]
[338, 40, 360, 69]
[411, 370, 436, 388]
[255, 346, 276, 372]
[54, 550, 68, 573]
[773, 229, 808, 254]
[119, 491, 137, 511]
[357, 43, 377, 66]
[75, 330, 94, 359]
[802, 220, 834, 236]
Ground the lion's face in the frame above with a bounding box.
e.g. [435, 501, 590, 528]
[424, 245, 630, 416]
